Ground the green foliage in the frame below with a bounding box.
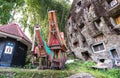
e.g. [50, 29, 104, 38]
[0, 0, 25, 24]
[0, 69, 73, 78]
[1, 60, 120, 78]
[66, 60, 120, 78]
[24, 63, 33, 69]
[0, 0, 70, 40]
[106, 69, 120, 78]
[81, 61, 96, 67]
[0, 75, 7, 78]
[21, 0, 70, 39]
[66, 60, 95, 70]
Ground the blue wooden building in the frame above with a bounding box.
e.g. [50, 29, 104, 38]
[0, 23, 31, 67]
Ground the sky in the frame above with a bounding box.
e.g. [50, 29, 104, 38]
[70, 0, 73, 4]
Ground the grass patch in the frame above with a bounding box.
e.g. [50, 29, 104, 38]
[0, 60, 120, 78]
[66, 60, 120, 78]
[0, 68, 74, 78]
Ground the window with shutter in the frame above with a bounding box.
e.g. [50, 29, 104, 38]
[110, 49, 119, 59]
[92, 43, 105, 53]
[110, 0, 118, 7]
[106, 0, 118, 8]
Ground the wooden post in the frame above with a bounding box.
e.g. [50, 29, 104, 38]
[38, 57, 42, 69]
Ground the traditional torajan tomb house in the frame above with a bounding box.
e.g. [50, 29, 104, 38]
[0, 23, 31, 67]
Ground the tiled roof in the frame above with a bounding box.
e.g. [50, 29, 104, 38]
[0, 23, 31, 46]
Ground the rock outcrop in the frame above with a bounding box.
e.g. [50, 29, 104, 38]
[66, 0, 120, 62]
[68, 73, 95, 78]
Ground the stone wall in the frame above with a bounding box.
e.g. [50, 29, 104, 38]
[66, 0, 120, 62]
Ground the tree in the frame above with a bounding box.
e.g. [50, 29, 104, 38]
[0, 0, 70, 40]
[0, 0, 24, 24]
[21, 0, 70, 39]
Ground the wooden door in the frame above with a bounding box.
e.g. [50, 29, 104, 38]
[0, 39, 5, 59]
[115, 15, 120, 25]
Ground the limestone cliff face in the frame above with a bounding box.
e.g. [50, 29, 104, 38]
[66, 0, 120, 62]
